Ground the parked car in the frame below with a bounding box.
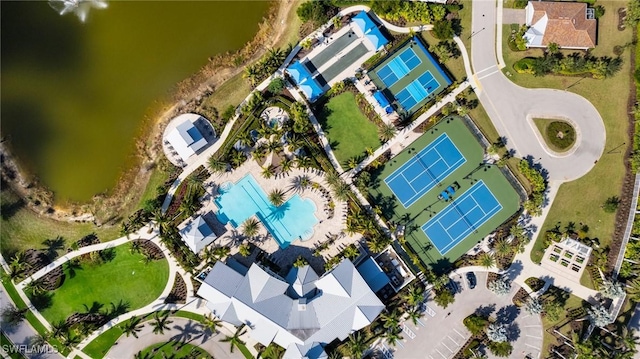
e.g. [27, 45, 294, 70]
[466, 272, 477, 289]
[445, 279, 459, 294]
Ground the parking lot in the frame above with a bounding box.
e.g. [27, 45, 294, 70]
[388, 271, 543, 359]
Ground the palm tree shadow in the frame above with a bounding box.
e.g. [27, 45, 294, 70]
[267, 202, 291, 221]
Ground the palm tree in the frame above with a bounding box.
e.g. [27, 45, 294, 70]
[403, 285, 425, 307]
[380, 308, 400, 329]
[238, 243, 252, 257]
[494, 239, 512, 258]
[366, 236, 388, 253]
[122, 315, 144, 338]
[365, 147, 375, 157]
[29, 333, 49, 348]
[333, 182, 350, 202]
[151, 312, 173, 335]
[378, 123, 397, 142]
[221, 324, 247, 353]
[130, 240, 142, 255]
[343, 245, 359, 260]
[268, 189, 286, 207]
[406, 305, 423, 325]
[345, 332, 366, 359]
[230, 149, 246, 167]
[615, 326, 639, 353]
[261, 165, 276, 179]
[347, 157, 358, 169]
[25, 279, 47, 296]
[51, 320, 70, 339]
[8, 251, 29, 280]
[252, 147, 267, 162]
[202, 314, 222, 334]
[289, 175, 311, 193]
[280, 158, 294, 174]
[383, 326, 404, 347]
[208, 156, 227, 173]
[243, 64, 259, 86]
[476, 252, 496, 268]
[242, 218, 260, 239]
[60, 334, 81, 351]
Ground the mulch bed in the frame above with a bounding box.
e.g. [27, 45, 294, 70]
[618, 8, 627, 31]
[76, 233, 100, 248]
[512, 287, 531, 306]
[39, 266, 64, 291]
[22, 249, 51, 278]
[191, 277, 202, 295]
[165, 275, 187, 304]
[487, 272, 500, 286]
[65, 312, 109, 328]
[525, 277, 545, 292]
[136, 240, 164, 260]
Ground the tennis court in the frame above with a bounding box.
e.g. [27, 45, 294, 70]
[375, 47, 422, 87]
[422, 180, 503, 255]
[395, 71, 440, 111]
[384, 133, 466, 208]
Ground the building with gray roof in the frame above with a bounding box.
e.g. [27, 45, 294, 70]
[197, 259, 385, 357]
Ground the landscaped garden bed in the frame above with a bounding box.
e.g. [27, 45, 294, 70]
[533, 119, 576, 152]
[35, 244, 169, 324]
[524, 277, 545, 292]
[165, 275, 187, 304]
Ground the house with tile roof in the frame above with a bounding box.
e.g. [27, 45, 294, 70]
[524, 1, 597, 50]
[197, 259, 385, 358]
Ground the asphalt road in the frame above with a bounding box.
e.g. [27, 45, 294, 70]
[470, 0, 605, 181]
[0, 286, 63, 359]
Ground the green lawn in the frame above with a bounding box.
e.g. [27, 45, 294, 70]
[82, 311, 251, 359]
[0, 189, 121, 258]
[138, 341, 212, 359]
[316, 92, 381, 166]
[367, 116, 521, 271]
[540, 287, 589, 354]
[499, 1, 632, 257]
[37, 244, 168, 323]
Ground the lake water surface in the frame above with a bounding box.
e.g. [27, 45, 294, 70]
[1, 1, 270, 202]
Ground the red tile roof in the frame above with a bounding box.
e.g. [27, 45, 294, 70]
[530, 1, 597, 48]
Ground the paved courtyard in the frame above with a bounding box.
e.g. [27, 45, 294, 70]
[389, 272, 543, 359]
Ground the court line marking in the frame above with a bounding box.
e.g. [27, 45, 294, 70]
[384, 133, 466, 208]
[422, 180, 503, 254]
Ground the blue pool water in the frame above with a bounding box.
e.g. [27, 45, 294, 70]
[215, 174, 318, 248]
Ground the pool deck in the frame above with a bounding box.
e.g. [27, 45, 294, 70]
[198, 159, 362, 265]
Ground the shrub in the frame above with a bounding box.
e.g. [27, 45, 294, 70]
[434, 289, 455, 308]
[463, 314, 488, 336]
[432, 20, 455, 40]
[602, 196, 620, 213]
[296, 0, 336, 25]
[267, 78, 286, 94]
[513, 58, 536, 74]
[545, 121, 576, 150]
[488, 341, 513, 357]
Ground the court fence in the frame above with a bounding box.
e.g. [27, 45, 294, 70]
[460, 114, 529, 202]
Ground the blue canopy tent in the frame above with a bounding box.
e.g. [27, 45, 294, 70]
[352, 11, 389, 51]
[287, 60, 325, 101]
[373, 91, 393, 114]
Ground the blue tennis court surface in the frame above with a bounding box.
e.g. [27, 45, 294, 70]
[422, 180, 503, 255]
[375, 47, 422, 87]
[384, 133, 466, 208]
[396, 71, 441, 111]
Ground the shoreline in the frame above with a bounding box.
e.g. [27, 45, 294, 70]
[0, 0, 300, 225]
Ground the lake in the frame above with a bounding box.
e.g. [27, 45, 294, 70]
[1, 0, 270, 203]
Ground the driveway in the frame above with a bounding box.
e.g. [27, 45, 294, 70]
[470, 0, 605, 182]
[0, 286, 63, 359]
[503, 9, 525, 24]
[105, 318, 244, 359]
[389, 272, 543, 359]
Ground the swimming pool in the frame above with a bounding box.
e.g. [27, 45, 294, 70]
[215, 174, 318, 248]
